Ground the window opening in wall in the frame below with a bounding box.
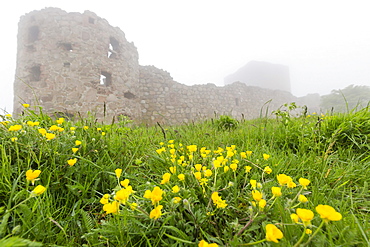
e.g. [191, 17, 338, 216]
[108, 37, 119, 58]
[62, 43, 73, 52]
[235, 98, 239, 106]
[100, 71, 112, 86]
[28, 26, 39, 43]
[88, 17, 95, 24]
[30, 65, 41, 81]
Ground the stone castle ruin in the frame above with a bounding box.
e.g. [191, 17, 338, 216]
[14, 8, 314, 124]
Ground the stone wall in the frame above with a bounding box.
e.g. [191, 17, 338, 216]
[14, 8, 140, 120]
[13, 8, 316, 125]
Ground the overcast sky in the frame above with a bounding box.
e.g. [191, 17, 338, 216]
[1, 0, 370, 113]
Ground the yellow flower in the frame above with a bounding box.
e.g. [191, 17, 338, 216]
[67, 158, 77, 166]
[224, 166, 230, 172]
[177, 174, 185, 181]
[115, 187, 133, 204]
[97, 127, 102, 131]
[70, 127, 76, 131]
[252, 190, 263, 202]
[263, 166, 272, 174]
[22, 103, 30, 108]
[211, 192, 227, 208]
[277, 174, 292, 186]
[75, 140, 82, 146]
[298, 194, 308, 203]
[287, 181, 297, 188]
[130, 202, 138, 210]
[72, 148, 79, 153]
[290, 213, 299, 223]
[38, 128, 47, 136]
[194, 171, 202, 180]
[315, 204, 342, 222]
[250, 179, 257, 189]
[204, 169, 212, 177]
[173, 197, 182, 203]
[259, 199, 267, 209]
[160, 173, 171, 184]
[187, 145, 197, 153]
[100, 194, 110, 204]
[11, 137, 18, 142]
[49, 125, 59, 131]
[240, 152, 247, 158]
[169, 166, 176, 174]
[45, 133, 56, 140]
[299, 178, 311, 189]
[144, 186, 163, 205]
[296, 208, 314, 226]
[26, 169, 41, 185]
[168, 140, 174, 144]
[103, 201, 119, 214]
[83, 126, 89, 130]
[56, 118, 64, 124]
[172, 185, 180, 193]
[32, 185, 46, 196]
[306, 229, 312, 234]
[115, 168, 122, 179]
[230, 163, 237, 171]
[263, 153, 270, 160]
[265, 224, 283, 243]
[120, 179, 130, 188]
[198, 240, 219, 247]
[156, 147, 166, 154]
[271, 186, 282, 197]
[8, 125, 22, 131]
[149, 205, 163, 219]
[245, 166, 252, 173]
[101, 132, 106, 136]
[194, 164, 202, 172]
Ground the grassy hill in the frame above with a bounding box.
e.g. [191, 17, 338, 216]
[0, 104, 369, 246]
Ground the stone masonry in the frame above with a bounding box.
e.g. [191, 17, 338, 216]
[14, 8, 314, 125]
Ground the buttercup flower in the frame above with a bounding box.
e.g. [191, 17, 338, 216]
[298, 194, 308, 203]
[211, 192, 227, 208]
[296, 208, 314, 226]
[263, 153, 270, 160]
[198, 240, 219, 247]
[100, 194, 110, 204]
[271, 186, 282, 197]
[264, 166, 272, 174]
[259, 199, 267, 209]
[290, 213, 299, 223]
[299, 178, 311, 189]
[75, 140, 82, 146]
[172, 185, 180, 193]
[103, 201, 119, 214]
[115, 168, 122, 179]
[26, 169, 41, 185]
[32, 185, 46, 196]
[72, 148, 79, 153]
[173, 197, 182, 203]
[120, 179, 130, 188]
[230, 163, 237, 171]
[195, 164, 202, 171]
[245, 166, 252, 173]
[115, 187, 133, 204]
[144, 186, 163, 205]
[287, 181, 297, 188]
[306, 229, 312, 234]
[194, 171, 202, 180]
[160, 173, 171, 184]
[178, 174, 185, 181]
[149, 205, 163, 219]
[250, 179, 257, 189]
[67, 158, 77, 166]
[315, 204, 342, 222]
[56, 118, 64, 124]
[204, 169, 212, 177]
[265, 224, 283, 243]
[252, 190, 263, 202]
[8, 125, 22, 131]
[11, 137, 18, 142]
[22, 103, 30, 108]
[277, 174, 292, 186]
[45, 133, 56, 140]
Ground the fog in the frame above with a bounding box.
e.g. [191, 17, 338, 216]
[1, 0, 370, 113]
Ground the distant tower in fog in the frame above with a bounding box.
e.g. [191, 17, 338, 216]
[224, 61, 291, 93]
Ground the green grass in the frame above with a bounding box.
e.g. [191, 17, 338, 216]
[0, 104, 369, 246]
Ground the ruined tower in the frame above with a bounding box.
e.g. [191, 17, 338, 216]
[13, 8, 140, 119]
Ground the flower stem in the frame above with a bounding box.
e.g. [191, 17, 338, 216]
[301, 220, 325, 247]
